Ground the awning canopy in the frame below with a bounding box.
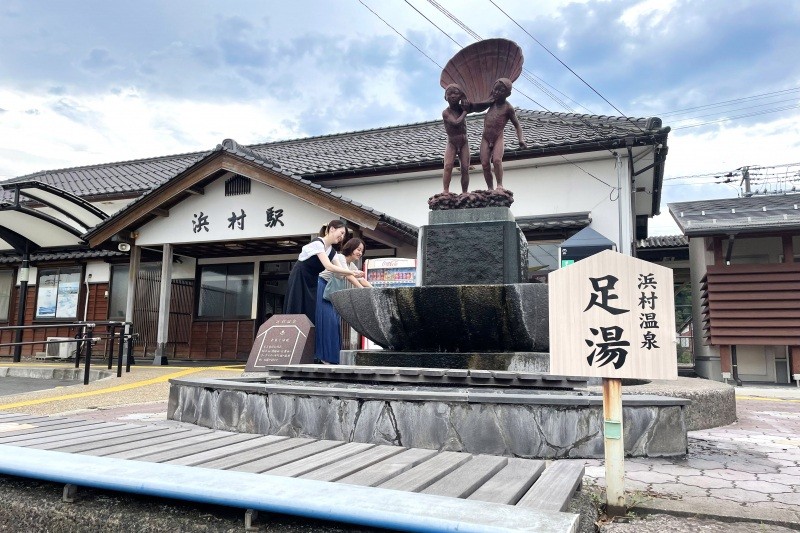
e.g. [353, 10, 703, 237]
[0, 181, 109, 254]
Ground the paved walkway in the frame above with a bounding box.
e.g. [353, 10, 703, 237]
[588, 385, 800, 530]
[2, 363, 800, 530]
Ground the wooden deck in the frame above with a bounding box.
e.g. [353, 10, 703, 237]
[0, 412, 585, 531]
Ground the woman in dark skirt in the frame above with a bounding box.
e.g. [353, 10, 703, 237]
[284, 220, 362, 324]
[315, 238, 372, 364]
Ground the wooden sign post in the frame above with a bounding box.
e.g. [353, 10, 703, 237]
[549, 250, 677, 516]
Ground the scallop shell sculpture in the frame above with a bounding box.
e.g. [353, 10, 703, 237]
[440, 38, 524, 102]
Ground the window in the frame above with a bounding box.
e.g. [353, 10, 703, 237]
[528, 241, 561, 272]
[0, 270, 13, 322]
[198, 263, 253, 319]
[109, 265, 129, 320]
[36, 267, 81, 319]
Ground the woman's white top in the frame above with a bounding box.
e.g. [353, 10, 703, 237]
[319, 253, 347, 281]
[298, 239, 331, 261]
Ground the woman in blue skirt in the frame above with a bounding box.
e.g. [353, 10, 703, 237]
[284, 220, 362, 324]
[315, 238, 371, 364]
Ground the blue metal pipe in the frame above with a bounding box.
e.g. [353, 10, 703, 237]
[0, 444, 576, 533]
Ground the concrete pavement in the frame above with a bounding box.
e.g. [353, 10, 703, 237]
[2, 363, 799, 530]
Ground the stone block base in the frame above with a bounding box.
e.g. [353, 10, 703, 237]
[168, 377, 689, 459]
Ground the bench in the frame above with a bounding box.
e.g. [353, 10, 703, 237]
[0, 443, 580, 533]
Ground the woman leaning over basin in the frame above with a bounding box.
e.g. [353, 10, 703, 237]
[315, 237, 372, 364]
[283, 220, 363, 325]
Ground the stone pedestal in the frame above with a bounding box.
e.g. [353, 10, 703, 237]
[340, 350, 550, 372]
[419, 207, 527, 286]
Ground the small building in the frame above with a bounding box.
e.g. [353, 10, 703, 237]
[1, 110, 670, 361]
[669, 194, 800, 384]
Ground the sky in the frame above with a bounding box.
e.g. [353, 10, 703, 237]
[1, 0, 799, 235]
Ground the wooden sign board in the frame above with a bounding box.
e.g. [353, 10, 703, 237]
[245, 314, 315, 371]
[549, 250, 677, 380]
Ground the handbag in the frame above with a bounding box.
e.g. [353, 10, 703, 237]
[323, 275, 349, 301]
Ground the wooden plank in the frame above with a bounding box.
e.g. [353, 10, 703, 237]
[164, 435, 287, 466]
[710, 336, 800, 346]
[56, 427, 193, 453]
[134, 433, 259, 463]
[264, 442, 375, 478]
[231, 440, 345, 474]
[709, 327, 800, 336]
[0, 414, 56, 424]
[421, 455, 508, 498]
[104, 430, 232, 460]
[300, 445, 406, 482]
[337, 448, 438, 487]
[468, 458, 546, 505]
[709, 300, 798, 310]
[707, 263, 800, 274]
[0, 422, 125, 445]
[0, 417, 81, 437]
[0, 420, 98, 438]
[517, 461, 585, 512]
[83, 428, 213, 456]
[28, 425, 156, 450]
[197, 437, 316, 470]
[707, 282, 800, 292]
[377, 451, 472, 493]
[710, 318, 800, 328]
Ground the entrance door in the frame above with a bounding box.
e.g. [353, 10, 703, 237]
[256, 260, 293, 327]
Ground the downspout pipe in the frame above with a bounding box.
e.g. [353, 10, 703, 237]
[12, 250, 30, 363]
[723, 234, 742, 386]
[0, 445, 576, 533]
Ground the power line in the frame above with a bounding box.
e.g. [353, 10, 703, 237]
[426, 0, 595, 114]
[671, 103, 800, 130]
[668, 98, 800, 124]
[402, 0, 461, 47]
[400, 0, 619, 189]
[658, 86, 800, 117]
[488, 0, 644, 133]
[357, 0, 443, 69]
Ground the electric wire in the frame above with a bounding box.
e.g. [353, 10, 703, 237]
[357, 0, 443, 69]
[488, 0, 644, 133]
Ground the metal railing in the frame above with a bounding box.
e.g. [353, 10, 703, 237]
[0, 321, 136, 385]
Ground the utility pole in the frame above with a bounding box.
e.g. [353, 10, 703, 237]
[740, 166, 751, 196]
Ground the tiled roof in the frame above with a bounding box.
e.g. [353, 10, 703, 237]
[637, 235, 688, 248]
[669, 194, 800, 235]
[516, 212, 591, 232]
[4, 110, 666, 199]
[0, 249, 126, 264]
[82, 139, 418, 244]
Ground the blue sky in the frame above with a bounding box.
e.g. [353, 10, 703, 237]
[1, 0, 799, 234]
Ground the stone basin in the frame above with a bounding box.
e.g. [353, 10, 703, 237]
[330, 283, 549, 352]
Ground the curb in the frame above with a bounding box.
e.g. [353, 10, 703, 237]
[631, 497, 800, 531]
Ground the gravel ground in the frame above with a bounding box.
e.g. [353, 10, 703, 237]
[600, 513, 798, 532]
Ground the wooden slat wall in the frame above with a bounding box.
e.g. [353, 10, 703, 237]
[701, 262, 800, 345]
[189, 320, 254, 360]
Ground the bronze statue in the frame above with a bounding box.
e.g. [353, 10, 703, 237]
[441, 84, 471, 193]
[438, 39, 526, 194]
[478, 77, 527, 190]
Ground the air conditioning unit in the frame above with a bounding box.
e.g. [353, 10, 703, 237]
[46, 337, 77, 359]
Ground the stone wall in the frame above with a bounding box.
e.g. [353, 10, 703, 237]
[168, 377, 689, 459]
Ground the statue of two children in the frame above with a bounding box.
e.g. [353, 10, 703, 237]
[441, 78, 527, 193]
